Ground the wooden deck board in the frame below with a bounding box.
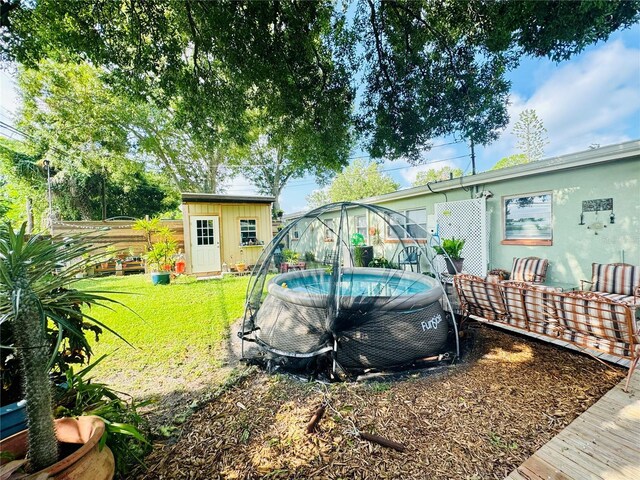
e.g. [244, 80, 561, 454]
[506, 367, 640, 480]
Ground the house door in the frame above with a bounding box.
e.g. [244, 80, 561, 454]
[190, 216, 221, 273]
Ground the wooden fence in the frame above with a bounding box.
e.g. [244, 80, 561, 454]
[51, 220, 184, 255]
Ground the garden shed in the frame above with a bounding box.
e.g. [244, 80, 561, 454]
[181, 193, 275, 276]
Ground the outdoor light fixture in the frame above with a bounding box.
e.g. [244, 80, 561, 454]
[610, 212, 615, 224]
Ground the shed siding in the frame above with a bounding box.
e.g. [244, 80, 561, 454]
[183, 201, 272, 275]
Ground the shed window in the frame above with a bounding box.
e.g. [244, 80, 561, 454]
[196, 219, 215, 246]
[240, 219, 257, 245]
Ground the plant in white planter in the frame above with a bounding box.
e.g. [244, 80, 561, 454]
[0, 222, 127, 476]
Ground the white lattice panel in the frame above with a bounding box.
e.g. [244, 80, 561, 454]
[434, 198, 488, 276]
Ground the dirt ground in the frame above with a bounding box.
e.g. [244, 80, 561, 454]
[134, 324, 625, 480]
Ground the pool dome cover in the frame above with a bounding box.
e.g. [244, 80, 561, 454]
[240, 202, 460, 377]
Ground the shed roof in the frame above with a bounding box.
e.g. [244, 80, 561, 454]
[181, 193, 275, 204]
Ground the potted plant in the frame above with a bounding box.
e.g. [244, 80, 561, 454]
[433, 237, 466, 274]
[0, 222, 129, 478]
[145, 227, 177, 285]
[350, 233, 373, 267]
[235, 248, 246, 273]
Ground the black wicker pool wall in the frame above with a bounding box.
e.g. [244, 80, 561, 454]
[255, 295, 449, 370]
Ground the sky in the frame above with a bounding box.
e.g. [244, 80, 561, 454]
[1, 24, 639, 214]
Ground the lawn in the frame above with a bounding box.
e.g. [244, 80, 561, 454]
[77, 274, 251, 402]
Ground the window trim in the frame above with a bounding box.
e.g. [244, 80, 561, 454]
[239, 218, 258, 246]
[386, 208, 428, 240]
[501, 191, 553, 246]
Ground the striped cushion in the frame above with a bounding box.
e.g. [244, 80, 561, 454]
[502, 282, 560, 331]
[552, 291, 633, 348]
[558, 329, 632, 358]
[454, 274, 507, 322]
[511, 257, 548, 283]
[591, 263, 640, 296]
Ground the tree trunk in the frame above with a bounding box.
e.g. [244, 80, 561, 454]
[26, 198, 34, 233]
[12, 278, 58, 471]
[100, 173, 107, 221]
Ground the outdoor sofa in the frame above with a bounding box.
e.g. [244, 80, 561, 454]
[454, 269, 639, 392]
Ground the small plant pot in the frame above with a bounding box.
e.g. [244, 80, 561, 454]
[0, 416, 114, 479]
[0, 400, 27, 440]
[445, 257, 464, 274]
[236, 263, 246, 273]
[151, 272, 171, 285]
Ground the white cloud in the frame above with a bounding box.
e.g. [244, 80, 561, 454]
[478, 39, 640, 167]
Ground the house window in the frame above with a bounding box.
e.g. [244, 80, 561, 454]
[240, 219, 257, 245]
[502, 192, 553, 245]
[196, 219, 215, 246]
[355, 215, 367, 237]
[325, 218, 335, 241]
[387, 208, 427, 239]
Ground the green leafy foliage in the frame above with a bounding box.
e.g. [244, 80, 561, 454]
[368, 257, 396, 269]
[53, 357, 151, 476]
[354, 0, 639, 160]
[433, 237, 466, 260]
[0, 222, 131, 471]
[491, 154, 530, 171]
[145, 227, 178, 272]
[282, 249, 299, 263]
[306, 160, 399, 208]
[412, 167, 464, 187]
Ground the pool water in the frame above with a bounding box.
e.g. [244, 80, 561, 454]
[286, 273, 431, 297]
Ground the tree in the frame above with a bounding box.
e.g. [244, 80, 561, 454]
[412, 167, 463, 187]
[512, 109, 549, 162]
[1, 1, 636, 162]
[16, 61, 179, 220]
[491, 153, 530, 171]
[238, 108, 352, 210]
[0, 137, 47, 228]
[1, 1, 354, 169]
[306, 160, 399, 208]
[355, 0, 638, 161]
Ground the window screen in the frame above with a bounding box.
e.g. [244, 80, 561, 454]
[196, 219, 215, 246]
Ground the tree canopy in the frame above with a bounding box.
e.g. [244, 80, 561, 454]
[14, 61, 179, 220]
[412, 166, 463, 187]
[306, 159, 399, 208]
[1, 0, 637, 164]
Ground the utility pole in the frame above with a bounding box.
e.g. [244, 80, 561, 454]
[470, 139, 476, 176]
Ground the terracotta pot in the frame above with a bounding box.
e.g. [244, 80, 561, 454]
[236, 263, 246, 272]
[0, 416, 114, 480]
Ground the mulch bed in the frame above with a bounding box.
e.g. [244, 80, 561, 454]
[136, 325, 625, 480]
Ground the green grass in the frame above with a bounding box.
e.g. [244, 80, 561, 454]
[76, 274, 251, 397]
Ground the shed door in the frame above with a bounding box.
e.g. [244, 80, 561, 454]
[190, 216, 221, 273]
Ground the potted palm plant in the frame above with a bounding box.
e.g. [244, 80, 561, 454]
[0, 222, 128, 479]
[146, 227, 177, 285]
[433, 237, 466, 274]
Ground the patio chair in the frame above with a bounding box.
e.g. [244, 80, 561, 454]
[398, 246, 421, 273]
[580, 263, 640, 315]
[509, 257, 548, 284]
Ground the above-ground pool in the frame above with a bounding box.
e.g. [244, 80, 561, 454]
[254, 267, 450, 370]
